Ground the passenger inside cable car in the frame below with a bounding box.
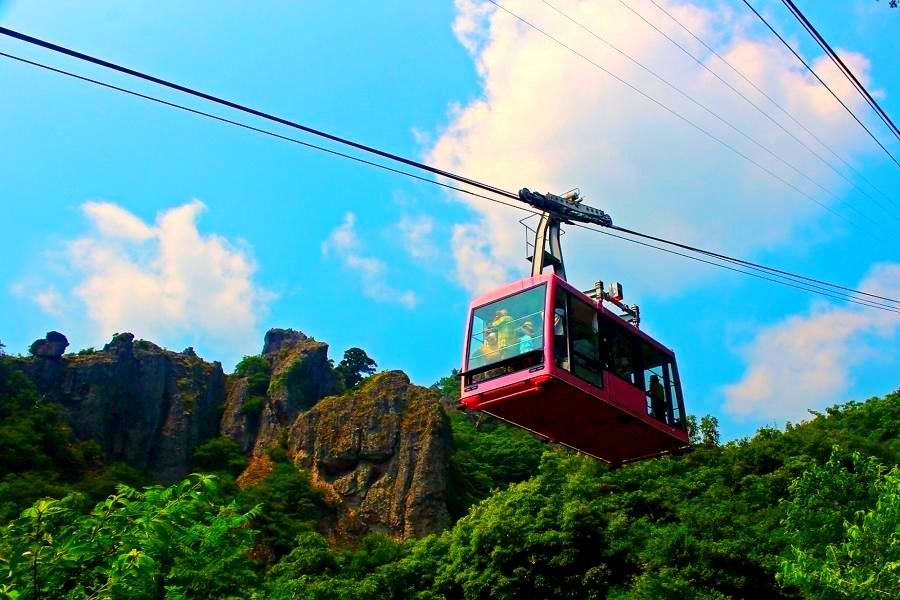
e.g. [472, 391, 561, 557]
[460, 274, 688, 464]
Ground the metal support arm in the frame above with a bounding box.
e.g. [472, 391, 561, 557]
[530, 212, 566, 279]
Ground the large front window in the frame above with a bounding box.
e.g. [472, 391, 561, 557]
[466, 284, 545, 384]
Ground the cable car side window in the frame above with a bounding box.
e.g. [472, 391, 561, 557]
[569, 295, 603, 388]
[641, 341, 684, 429]
[466, 284, 545, 384]
[553, 290, 569, 371]
[602, 315, 637, 386]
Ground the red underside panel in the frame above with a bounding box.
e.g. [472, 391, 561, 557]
[464, 377, 689, 464]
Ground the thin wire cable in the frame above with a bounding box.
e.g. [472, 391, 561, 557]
[1, 21, 891, 242]
[0, 52, 532, 212]
[618, 0, 900, 218]
[541, 0, 900, 225]
[607, 223, 900, 306]
[781, 0, 900, 140]
[2, 49, 897, 312]
[738, 0, 899, 167]
[625, 0, 900, 212]
[486, 0, 892, 243]
[0, 26, 521, 202]
[573, 223, 900, 313]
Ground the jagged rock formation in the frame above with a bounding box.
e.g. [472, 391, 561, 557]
[28, 331, 69, 359]
[15, 332, 224, 482]
[221, 328, 342, 454]
[286, 371, 451, 539]
[13, 327, 452, 539]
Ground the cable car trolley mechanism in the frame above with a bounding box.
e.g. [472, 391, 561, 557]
[459, 188, 690, 466]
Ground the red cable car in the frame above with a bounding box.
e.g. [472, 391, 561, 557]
[458, 189, 690, 465]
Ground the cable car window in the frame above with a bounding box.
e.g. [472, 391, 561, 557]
[602, 316, 637, 386]
[553, 291, 569, 371]
[466, 284, 545, 383]
[569, 296, 603, 388]
[641, 342, 681, 427]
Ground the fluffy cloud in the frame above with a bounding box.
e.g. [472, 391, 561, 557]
[428, 0, 880, 295]
[322, 213, 418, 308]
[723, 263, 900, 421]
[397, 215, 438, 260]
[23, 200, 272, 355]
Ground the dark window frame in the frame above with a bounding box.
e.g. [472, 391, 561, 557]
[554, 287, 604, 390]
[464, 284, 547, 385]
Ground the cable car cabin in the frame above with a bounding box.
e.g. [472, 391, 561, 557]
[459, 273, 689, 465]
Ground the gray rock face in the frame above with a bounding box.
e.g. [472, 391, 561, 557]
[220, 377, 259, 454]
[15, 327, 454, 540]
[221, 328, 342, 455]
[286, 371, 451, 539]
[17, 332, 224, 482]
[262, 328, 308, 356]
[28, 331, 69, 359]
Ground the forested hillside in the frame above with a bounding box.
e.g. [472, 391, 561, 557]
[0, 341, 898, 598]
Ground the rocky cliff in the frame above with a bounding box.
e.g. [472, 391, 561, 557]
[287, 371, 451, 538]
[11, 328, 452, 539]
[15, 332, 224, 482]
[221, 328, 342, 454]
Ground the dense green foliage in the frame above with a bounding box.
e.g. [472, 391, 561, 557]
[236, 462, 332, 560]
[191, 437, 248, 477]
[335, 348, 377, 389]
[781, 450, 899, 599]
[235, 355, 271, 419]
[2, 352, 898, 598]
[446, 411, 545, 518]
[0, 475, 259, 599]
[0, 359, 146, 523]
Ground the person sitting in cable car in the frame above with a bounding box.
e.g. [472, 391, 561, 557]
[518, 321, 536, 353]
[491, 308, 516, 358]
[553, 308, 569, 369]
[471, 331, 500, 368]
[648, 374, 667, 424]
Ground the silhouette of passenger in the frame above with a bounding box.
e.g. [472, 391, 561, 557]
[649, 374, 667, 423]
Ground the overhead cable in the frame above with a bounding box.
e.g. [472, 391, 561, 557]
[611, 0, 900, 214]
[780, 0, 900, 141]
[0, 48, 896, 313]
[739, 0, 899, 167]
[484, 1, 892, 244]
[540, 0, 900, 225]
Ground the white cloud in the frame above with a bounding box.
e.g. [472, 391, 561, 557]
[82, 201, 155, 241]
[34, 287, 65, 317]
[429, 0, 880, 296]
[397, 215, 437, 260]
[24, 200, 272, 355]
[322, 213, 419, 308]
[723, 263, 900, 421]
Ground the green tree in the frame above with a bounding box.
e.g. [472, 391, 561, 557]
[700, 414, 720, 447]
[686, 414, 700, 445]
[445, 410, 544, 518]
[191, 436, 248, 477]
[0, 358, 98, 521]
[781, 449, 899, 598]
[431, 369, 461, 399]
[236, 462, 332, 560]
[0, 475, 259, 599]
[336, 348, 377, 389]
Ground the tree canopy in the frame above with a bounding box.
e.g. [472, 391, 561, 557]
[335, 348, 377, 389]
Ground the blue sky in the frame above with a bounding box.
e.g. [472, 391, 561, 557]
[1, 1, 898, 441]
